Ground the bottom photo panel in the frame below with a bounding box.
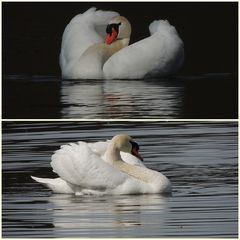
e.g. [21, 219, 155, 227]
[2, 121, 238, 238]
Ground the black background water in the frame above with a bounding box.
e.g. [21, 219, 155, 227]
[2, 121, 238, 237]
[3, 73, 237, 119]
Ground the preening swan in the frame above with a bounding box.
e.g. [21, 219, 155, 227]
[32, 134, 171, 195]
[60, 7, 184, 79]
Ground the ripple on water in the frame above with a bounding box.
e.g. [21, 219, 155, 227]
[2, 122, 238, 237]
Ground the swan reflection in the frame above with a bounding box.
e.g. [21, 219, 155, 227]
[48, 194, 169, 234]
[61, 79, 183, 118]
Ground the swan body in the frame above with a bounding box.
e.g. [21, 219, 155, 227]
[60, 7, 184, 79]
[32, 135, 171, 195]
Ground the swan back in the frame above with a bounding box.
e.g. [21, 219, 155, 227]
[104, 19, 184, 79]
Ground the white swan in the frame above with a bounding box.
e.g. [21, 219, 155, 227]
[60, 7, 184, 79]
[31, 134, 171, 195]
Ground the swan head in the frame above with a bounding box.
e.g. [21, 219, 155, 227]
[105, 16, 131, 45]
[111, 134, 143, 161]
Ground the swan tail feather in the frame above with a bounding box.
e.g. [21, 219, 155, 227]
[31, 176, 74, 194]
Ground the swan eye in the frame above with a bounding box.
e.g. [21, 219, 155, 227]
[130, 140, 139, 151]
[106, 23, 121, 35]
[130, 140, 143, 161]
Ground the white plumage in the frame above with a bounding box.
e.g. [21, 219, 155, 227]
[60, 7, 184, 79]
[32, 135, 171, 195]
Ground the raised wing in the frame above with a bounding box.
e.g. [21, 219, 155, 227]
[51, 141, 127, 191]
[103, 20, 184, 79]
[87, 140, 109, 157]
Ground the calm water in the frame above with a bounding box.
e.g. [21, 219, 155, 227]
[2, 121, 238, 237]
[3, 73, 237, 119]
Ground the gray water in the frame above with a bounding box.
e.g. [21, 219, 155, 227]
[3, 73, 237, 119]
[2, 121, 238, 237]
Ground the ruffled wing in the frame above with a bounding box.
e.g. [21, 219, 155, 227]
[51, 141, 127, 191]
[87, 141, 109, 157]
[103, 20, 184, 79]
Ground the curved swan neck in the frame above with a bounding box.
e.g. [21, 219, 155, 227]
[105, 141, 122, 164]
[107, 38, 130, 56]
[117, 38, 130, 47]
[105, 141, 151, 183]
[115, 161, 151, 183]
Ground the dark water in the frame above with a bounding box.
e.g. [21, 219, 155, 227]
[2, 121, 238, 237]
[3, 73, 237, 119]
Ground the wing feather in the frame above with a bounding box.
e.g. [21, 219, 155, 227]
[51, 142, 127, 190]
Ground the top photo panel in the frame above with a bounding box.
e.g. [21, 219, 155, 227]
[2, 2, 238, 119]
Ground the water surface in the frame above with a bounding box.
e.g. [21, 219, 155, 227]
[2, 121, 238, 237]
[3, 73, 237, 119]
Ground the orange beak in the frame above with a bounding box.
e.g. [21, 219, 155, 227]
[105, 28, 118, 45]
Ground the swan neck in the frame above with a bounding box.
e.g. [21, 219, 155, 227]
[105, 138, 152, 184]
[108, 38, 130, 55]
[117, 38, 130, 48]
[118, 38, 130, 47]
[115, 161, 151, 183]
[105, 142, 122, 164]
